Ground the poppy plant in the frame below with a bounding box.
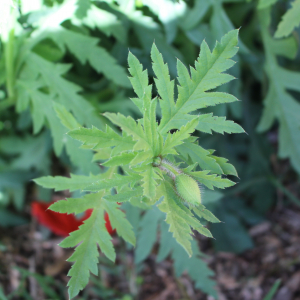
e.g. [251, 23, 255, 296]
[31, 201, 116, 236]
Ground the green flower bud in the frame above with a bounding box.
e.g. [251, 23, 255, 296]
[175, 174, 201, 205]
[153, 156, 162, 167]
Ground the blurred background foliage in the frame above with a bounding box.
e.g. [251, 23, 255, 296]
[0, 0, 300, 298]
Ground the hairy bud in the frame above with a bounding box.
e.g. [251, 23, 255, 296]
[175, 174, 201, 205]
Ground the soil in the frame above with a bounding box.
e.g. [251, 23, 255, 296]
[1, 203, 300, 300]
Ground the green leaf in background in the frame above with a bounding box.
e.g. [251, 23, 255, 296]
[135, 207, 161, 264]
[0, 208, 28, 227]
[132, 205, 217, 299]
[275, 0, 300, 38]
[257, 8, 300, 174]
[0, 286, 8, 300]
[171, 239, 217, 298]
[53, 102, 81, 131]
[0, 133, 51, 172]
[0, 170, 37, 211]
[75, 3, 126, 43]
[45, 28, 131, 88]
[258, 0, 279, 9]
[53, 103, 99, 173]
[126, 8, 182, 76]
[142, 0, 185, 43]
[11, 0, 132, 169]
[211, 207, 254, 254]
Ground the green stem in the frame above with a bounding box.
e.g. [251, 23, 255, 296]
[172, 269, 192, 300]
[158, 159, 181, 179]
[269, 177, 300, 207]
[5, 29, 15, 100]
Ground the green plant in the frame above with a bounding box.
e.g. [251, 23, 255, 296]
[1, 0, 300, 298]
[262, 279, 281, 300]
[274, 0, 300, 38]
[36, 29, 243, 298]
[131, 204, 219, 298]
[0, 0, 132, 215]
[4, 267, 66, 300]
[257, 6, 300, 174]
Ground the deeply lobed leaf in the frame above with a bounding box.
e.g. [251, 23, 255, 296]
[34, 29, 242, 299]
[158, 29, 239, 133]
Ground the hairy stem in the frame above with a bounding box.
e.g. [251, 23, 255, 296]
[158, 159, 182, 179]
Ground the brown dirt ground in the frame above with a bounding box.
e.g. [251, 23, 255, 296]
[0, 204, 300, 300]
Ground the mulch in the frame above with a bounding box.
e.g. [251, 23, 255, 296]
[1, 204, 300, 300]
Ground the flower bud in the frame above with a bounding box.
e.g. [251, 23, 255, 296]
[175, 174, 201, 205]
[153, 156, 162, 167]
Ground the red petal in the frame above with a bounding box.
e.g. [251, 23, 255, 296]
[31, 201, 117, 237]
[31, 201, 92, 237]
[104, 212, 116, 235]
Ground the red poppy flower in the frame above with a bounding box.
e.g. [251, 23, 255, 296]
[31, 201, 115, 236]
